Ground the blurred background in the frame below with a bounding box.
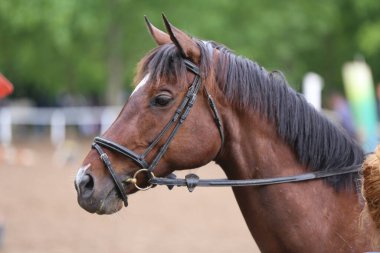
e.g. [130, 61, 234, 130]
[0, 0, 380, 252]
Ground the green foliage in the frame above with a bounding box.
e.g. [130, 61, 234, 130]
[0, 0, 379, 105]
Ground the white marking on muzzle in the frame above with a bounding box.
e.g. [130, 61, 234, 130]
[130, 74, 150, 96]
[75, 163, 91, 194]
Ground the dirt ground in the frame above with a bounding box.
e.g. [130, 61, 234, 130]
[0, 137, 260, 253]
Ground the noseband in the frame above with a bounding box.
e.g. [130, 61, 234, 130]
[92, 59, 224, 206]
[92, 59, 362, 207]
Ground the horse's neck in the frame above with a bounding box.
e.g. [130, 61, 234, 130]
[215, 110, 372, 252]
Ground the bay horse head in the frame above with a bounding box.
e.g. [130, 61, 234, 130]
[75, 15, 224, 214]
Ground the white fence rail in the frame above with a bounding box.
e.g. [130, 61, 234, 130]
[0, 106, 122, 146]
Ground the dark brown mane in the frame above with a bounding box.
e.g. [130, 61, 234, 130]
[137, 40, 364, 191]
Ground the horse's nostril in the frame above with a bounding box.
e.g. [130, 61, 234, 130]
[84, 174, 94, 190]
[78, 174, 95, 198]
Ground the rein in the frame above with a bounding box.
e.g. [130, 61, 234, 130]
[92, 58, 362, 206]
[149, 165, 361, 192]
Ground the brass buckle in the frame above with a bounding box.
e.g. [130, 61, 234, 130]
[125, 169, 155, 191]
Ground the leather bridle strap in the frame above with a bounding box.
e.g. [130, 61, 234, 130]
[93, 137, 148, 168]
[204, 88, 224, 146]
[92, 143, 129, 207]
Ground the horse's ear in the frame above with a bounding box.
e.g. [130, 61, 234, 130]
[162, 14, 201, 63]
[144, 16, 171, 45]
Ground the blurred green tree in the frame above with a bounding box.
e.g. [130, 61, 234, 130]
[0, 0, 378, 105]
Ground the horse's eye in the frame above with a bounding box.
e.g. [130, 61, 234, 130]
[152, 94, 172, 107]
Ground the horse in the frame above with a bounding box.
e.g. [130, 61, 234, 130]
[75, 15, 376, 252]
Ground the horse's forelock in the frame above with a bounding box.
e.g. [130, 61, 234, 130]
[134, 40, 218, 92]
[134, 44, 189, 89]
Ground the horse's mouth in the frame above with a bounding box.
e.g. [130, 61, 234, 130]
[95, 188, 124, 215]
[76, 184, 125, 215]
[93, 177, 143, 214]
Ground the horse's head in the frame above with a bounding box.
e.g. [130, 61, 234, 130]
[75, 15, 224, 214]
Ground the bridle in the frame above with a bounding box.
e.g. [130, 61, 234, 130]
[92, 59, 224, 207]
[92, 58, 361, 207]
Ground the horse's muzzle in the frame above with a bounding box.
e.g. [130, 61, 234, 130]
[75, 164, 124, 214]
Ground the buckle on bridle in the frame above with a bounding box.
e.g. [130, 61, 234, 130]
[124, 169, 155, 191]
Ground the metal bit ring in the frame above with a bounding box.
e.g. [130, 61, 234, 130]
[127, 169, 155, 191]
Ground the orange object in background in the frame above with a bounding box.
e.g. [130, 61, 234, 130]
[0, 73, 14, 98]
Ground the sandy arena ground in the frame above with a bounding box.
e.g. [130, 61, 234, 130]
[0, 138, 260, 253]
